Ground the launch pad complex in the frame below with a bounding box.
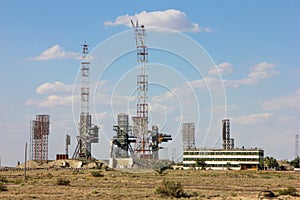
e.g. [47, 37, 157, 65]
[29, 21, 172, 169]
[29, 21, 265, 170]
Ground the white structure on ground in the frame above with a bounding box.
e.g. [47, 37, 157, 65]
[183, 148, 264, 170]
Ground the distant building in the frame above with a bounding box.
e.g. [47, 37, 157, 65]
[182, 123, 196, 150]
[181, 119, 264, 170]
[183, 148, 264, 170]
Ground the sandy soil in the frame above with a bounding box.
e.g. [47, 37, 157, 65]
[1, 168, 300, 199]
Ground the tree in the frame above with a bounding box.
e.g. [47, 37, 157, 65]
[264, 156, 279, 169]
[195, 159, 207, 170]
[290, 156, 300, 168]
[226, 162, 232, 170]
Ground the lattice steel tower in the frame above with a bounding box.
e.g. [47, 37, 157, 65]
[73, 44, 99, 159]
[81, 44, 90, 116]
[131, 20, 150, 157]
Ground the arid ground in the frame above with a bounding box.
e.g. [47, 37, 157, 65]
[1, 168, 300, 199]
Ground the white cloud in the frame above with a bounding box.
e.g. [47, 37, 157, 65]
[26, 81, 78, 107]
[29, 45, 80, 61]
[38, 95, 74, 107]
[209, 62, 233, 75]
[191, 62, 278, 91]
[224, 62, 279, 88]
[36, 81, 73, 94]
[26, 95, 79, 108]
[232, 113, 273, 125]
[262, 88, 300, 110]
[247, 62, 279, 80]
[104, 9, 210, 33]
[251, 62, 275, 72]
[27, 80, 114, 108]
[189, 76, 225, 91]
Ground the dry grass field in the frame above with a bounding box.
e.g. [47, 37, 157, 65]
[0, 168, 300, 199]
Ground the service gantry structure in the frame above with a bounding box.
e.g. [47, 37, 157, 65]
[30, 114, 50, 161]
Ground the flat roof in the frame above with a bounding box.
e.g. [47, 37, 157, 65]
[183, 148, 263, 152]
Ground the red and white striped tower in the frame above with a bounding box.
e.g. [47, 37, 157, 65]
[131, 20, 150, 158]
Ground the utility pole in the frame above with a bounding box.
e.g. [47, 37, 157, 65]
[296, 133, 299, 158]
[24, 142, 27, 179]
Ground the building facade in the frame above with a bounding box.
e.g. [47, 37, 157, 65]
[183, 149, 264, 170]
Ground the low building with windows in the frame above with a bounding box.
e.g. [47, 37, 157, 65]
[183, 148, 264, 170]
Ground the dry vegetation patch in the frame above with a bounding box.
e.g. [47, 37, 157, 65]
[0, 169, 299, 199]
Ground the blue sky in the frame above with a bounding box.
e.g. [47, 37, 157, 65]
[0, 1, 299, 166]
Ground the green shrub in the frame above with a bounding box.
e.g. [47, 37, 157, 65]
[46, 173, 53, 178]
[155, 180, 187, 198]
[192, 191, 199, 197]
[91, 171, 104, 177]
[14, 178, 23, 185]
[278, 187, 298, 196]
[231, 191, 237, 197]
[0, 176, 8, 183]
[91, 189, 100, 194]
[102, 165, 109, 171]
[0, 183, 8, 191]
[56, 178, 70, 186]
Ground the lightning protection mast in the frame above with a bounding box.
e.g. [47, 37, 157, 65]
[73, 44, 99, 159]
[131, 20, 150, 158]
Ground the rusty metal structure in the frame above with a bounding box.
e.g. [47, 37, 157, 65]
[30, 115, 50, 161]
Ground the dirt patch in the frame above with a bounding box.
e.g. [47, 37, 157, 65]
[1, 169, 299, 199]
